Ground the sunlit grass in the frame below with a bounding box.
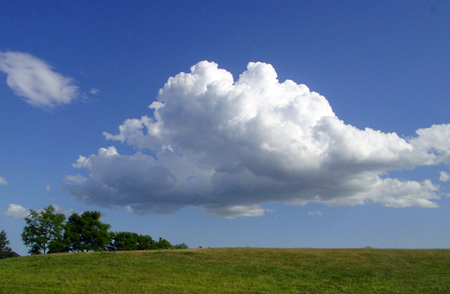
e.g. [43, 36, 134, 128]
[1, 248, 449, 293]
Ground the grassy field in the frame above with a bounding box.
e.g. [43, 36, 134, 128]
[1, 247, 449, 293]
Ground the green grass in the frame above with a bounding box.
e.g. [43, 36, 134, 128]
[1, 248, 450, 293]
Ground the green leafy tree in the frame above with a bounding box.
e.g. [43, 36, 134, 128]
[156, 237, 173, 250]
[137, 234, 156, 250]
[172, 243, 189, 249]
[108, 232, 139, 251]
[65, 211, 111, 252]
[107, 232, 156, 251]
[0, 229, 15, 259]
[21, 205, 66, 254]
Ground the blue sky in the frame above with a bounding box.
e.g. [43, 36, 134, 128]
[1, 1, 450, 255]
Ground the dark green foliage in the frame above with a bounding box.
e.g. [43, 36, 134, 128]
[107, 232, 139, 251]
[172, 243, 189, 249]
[108, 232, 157, 251]
[107, 232, 176, 251]
[156, 237, 173, 249]
[21, 205, 66, 255]
[64, 211, 111, 252]
[136, 234, 157, 250]
[0, 230, 15, 259]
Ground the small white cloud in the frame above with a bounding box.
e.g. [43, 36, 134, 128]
[0, 51, 79, 108]
[64, 174, 87, 184]
[46, 184, 51, 191]
[5, 204, 29, 218]
[0, 177, 8, 185]
[308, 211, 322, 216]
[439, 171, 450, 182]
[89, 88, 100, 94]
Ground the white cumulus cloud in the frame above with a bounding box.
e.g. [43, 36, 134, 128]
[5, 204, 29, 218]
[439, 171, 450, 182]
[0, 177, 8, 185]
[0, 51, 79, 108]
[64, 61, 450, 218]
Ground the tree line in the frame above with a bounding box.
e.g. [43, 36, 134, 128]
[19, 205, 187, 255]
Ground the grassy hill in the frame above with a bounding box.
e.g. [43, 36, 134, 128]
[1, 247, 449, 293]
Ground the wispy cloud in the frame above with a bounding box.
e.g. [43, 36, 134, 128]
[51, 204, 75, 215]
[0, 51, 79, 108]
[89, 88, 100, 94]
[64, 174, 88, 184]
[0, 177, 8, 185]
[64, 61, 450, 218]
[308, 211, 322, 216]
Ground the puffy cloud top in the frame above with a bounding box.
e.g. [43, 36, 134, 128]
[65, 61, 450, 218]
[4, 204, 29, 219]
[0, 51, 79, 108]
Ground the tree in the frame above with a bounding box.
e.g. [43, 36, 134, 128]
[155, 237, 173, 250]
[20, 205, 180, 255]
[137, 234, 157, 250]
[172, 243, 189, 249]
[21, 205, 66, 255]
[0, 229, 14, 259]
[107, 232, 140, 251]
[64, 211, 111, 252]
[107, 232, 157, 251]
